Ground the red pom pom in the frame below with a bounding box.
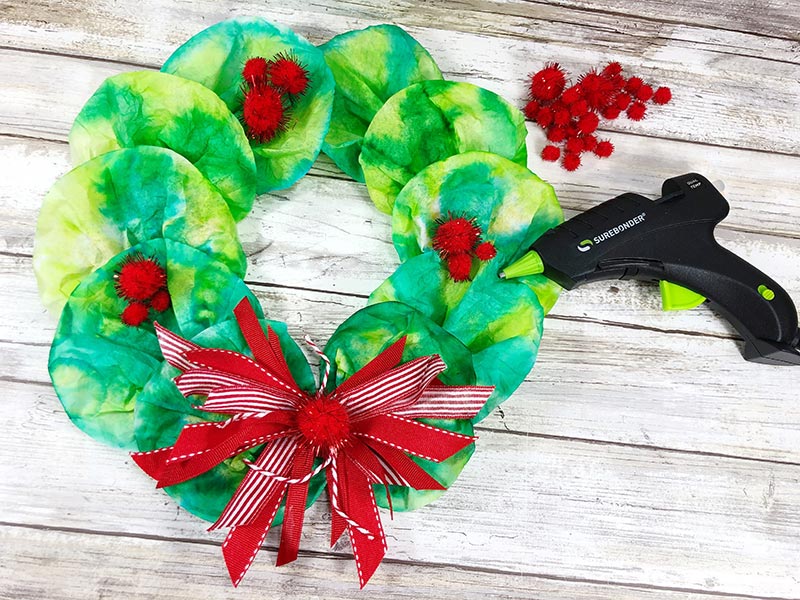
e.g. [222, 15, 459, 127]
[581, 134, 598, 152]
[565, 136, 584, 154]
[569, 99, 589, 117]
[562, 152, 581, 171]
[296, 397, 351, 449]
[529, 62, 567, 102]
[653, 86, 672, 104]
[615, 92, 632, 109]
[606, 74, 626, 91]
[565, 123, 580, 138]
[602, 62, 623, 77]
[150, 289, 171, 313]
[577, 112, 599, 134]
[115, 254, 167, 301]
[636, 84, 653, 102]
[475, 241, 497, 261]
[267, 52, 310, 96]
[594, 140, 614, 158]
[601, 105, 621, 120]
[242, 84, 289, 143]
[541, 145, 561, 161]
[535, 106, 554, 128]
[547, 126, 567, 142]
[626, 101, 647, 121]
[447, 253, 473, 282]
[121, 302, 149, 327]
[523, 100, 540, 120]
[242, 57, 269, 87]
[625, 76, 643, 93]
[578, 70, 616, 110]
[560, 85, 582, 106]
[433, 216, 481, 257]
[552, 106, 571, 126]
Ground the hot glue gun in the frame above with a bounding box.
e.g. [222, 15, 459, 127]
[499, 173, 800, 365]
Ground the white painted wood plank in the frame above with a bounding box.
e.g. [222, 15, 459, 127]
[3, 251, 800, 464]
[1, 3, 799, 154]
[0, 525, 779, 600]
[1, 379, 799, 597]
[525, 0, 800, 41]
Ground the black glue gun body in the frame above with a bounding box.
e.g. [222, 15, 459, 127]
[504, 174, 800, 365]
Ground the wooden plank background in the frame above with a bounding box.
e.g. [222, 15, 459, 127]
[1, 1, 799, 598]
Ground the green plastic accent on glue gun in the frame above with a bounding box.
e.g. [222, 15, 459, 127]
[499, 250, 544, 279]
[659, 280, 707, 311]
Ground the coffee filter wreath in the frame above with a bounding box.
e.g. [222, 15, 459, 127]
[36, 17, 563, 588]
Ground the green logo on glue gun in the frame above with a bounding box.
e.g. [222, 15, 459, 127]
[577, 239, 594, 253]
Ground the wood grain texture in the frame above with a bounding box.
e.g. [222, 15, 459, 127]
[2, 0, 800, 597]
[1, 1, 799, 153]
[4, 526, 784, 600]
[2, 379, 800, 597]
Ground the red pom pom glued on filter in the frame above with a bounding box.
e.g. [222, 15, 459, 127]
[653, 86, 672, 104]
[541, 145, 561, 161]
[433, 216, 482, 257]
[562, 152, 581, 171]
[447, 253, 473, 282]
[475, 242, 497, 261]
[626, 101, 647, 121]
[242, 57, 269, 87]
[115, 253, 167, 301]
[267, 52, 310, 96]
[150, 289, 171, 313]
[242, 84, 289, 143]
[594, 140, 614, 158]
[121, 302, 150, 327]
[529, 62, 567, 101]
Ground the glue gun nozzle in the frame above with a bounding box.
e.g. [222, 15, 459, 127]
[498, 250, 545, 280]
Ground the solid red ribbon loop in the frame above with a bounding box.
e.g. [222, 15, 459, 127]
[133, 298, 495, 587]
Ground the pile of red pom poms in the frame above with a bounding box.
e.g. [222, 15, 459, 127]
[240, 53, 310, 143]
[114, 253, 171, 327]
[524, 61, 671, 171]
[432, 215, 497, 282]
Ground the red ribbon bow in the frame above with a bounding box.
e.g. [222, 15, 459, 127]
[132, 299, 493, 587]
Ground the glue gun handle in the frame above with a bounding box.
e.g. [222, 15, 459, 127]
[637, 226, 800, 365]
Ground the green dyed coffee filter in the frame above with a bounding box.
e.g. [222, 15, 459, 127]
[134, 317, 325, 523]
[321, 24, 443, 181]
[33, 147, 246, 313]
[69, 71, 256, 221]
[325, 301, 477, 511]
[371, 152, 563, 421]
[49, 238, 261, 449]
[360, 80, 529, 214]
[162, 17, 335, 193]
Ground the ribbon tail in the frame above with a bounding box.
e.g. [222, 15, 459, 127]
[130, 446, 173, 481]
[222, 482, 288, 587]
[327, 467, 347, 547]
[341, 455, 386, 588]
[275, 446, 315, 566]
